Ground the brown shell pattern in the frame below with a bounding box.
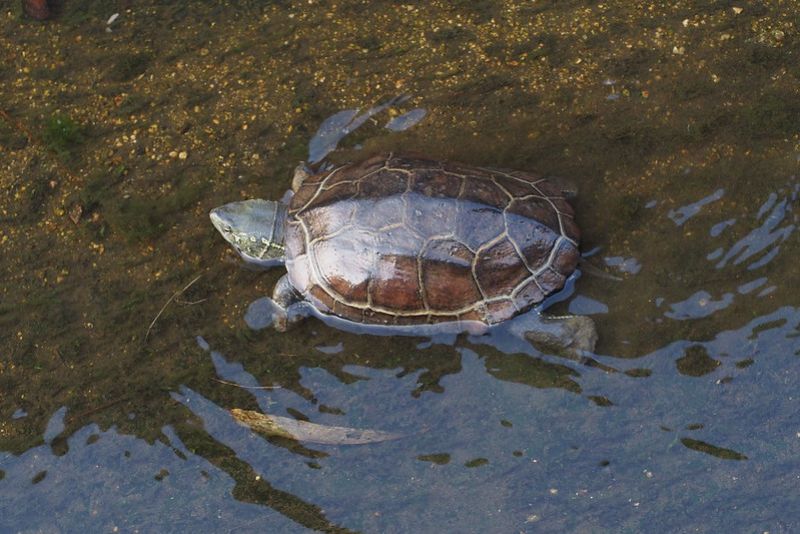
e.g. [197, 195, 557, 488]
[284, 153, 580, 326]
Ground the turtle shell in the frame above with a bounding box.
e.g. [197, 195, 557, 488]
[284, 153, 580, 327]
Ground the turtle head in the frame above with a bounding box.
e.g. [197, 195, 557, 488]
[210, 199, 287, 267]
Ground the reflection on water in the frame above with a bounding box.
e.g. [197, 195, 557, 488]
[668, 188, 725, 226]
[568, 295, 609, 315]
[603, 255, 642, 275]
[384, 108, 427, 132]
[3, 0, 800, 532]
[0, 416, 304, 532]
[6, 302, 797, 531]
[662, 180, 796, 322]
[307, 95, 419, 164]
[4, 132, 799, 530]
[710, 178, 797, 270]
[665, 290, 735, 320]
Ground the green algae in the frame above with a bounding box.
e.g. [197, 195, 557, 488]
[42, 114, 84, 158]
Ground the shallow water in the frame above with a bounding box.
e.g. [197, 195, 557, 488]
[2, 1, 800, 532]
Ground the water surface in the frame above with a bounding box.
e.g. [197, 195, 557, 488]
[1, 1, 799, 532]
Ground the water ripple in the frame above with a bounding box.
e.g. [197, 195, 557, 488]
[713, 181, 797, 270]
[668, 188, 725, 226]
[664, 290, 735, 320]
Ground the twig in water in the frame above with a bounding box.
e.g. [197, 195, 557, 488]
[67, 397, 130, 424]
[211, 377, 282, 390]
[175, 297, 207, 306]
[145, 274, 202, 342]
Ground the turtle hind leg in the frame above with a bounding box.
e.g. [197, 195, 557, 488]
[244, 275, 310, 332]
[510, 312, 598, 357]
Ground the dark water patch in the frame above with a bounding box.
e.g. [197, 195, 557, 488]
[183, 87, 217, 110]
[747, 43, 788, 70]
[605, 47, 661, 79]
[417, 453, 450, 465]
[740, 90, 800, 139]
[112, 93, 153, 117]
[600, 120, 660, 163]
[105, 178, 208, 242]
[623, 368, 652, 378]
[106, 52, 155, 83]
[608, 193, 646, 230]
[588, 395, 613, 407]
[479, 346, 581, 395]
[444, 0, 498, 23]
[16, 159, 56, 221]
[749, 318, 789, 340]
[73, 166, 125, 213]
[58, 0, 110, 25]
[675, 345, 720, 377]
[671, 76, 716, 102]
[0, 117, 28, 151]
[464, 457, 488, 468]
[680, 438, 748, 461]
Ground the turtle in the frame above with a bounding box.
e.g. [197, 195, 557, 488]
[210, 153, 597, 353]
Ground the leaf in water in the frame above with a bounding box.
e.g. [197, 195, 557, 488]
[230, 408, 402, 445]
[680, 437, 748, 460]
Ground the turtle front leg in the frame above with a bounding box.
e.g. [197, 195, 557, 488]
[244, 274, 310, 332]
[272, 274, 311, 331]
[509, 311, 598, 357]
